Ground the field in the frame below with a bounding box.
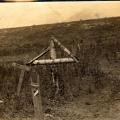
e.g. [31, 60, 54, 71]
[0, 17, 120, 120]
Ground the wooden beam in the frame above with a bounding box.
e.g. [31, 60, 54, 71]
[51, 36, 79, 63]
[50, 40, 56, 84]
[30, 72, 43, 120]
[27, 46, 50, 65]
[33, 58, 75, 65]
[50, 40, 56, 59]
[17, 69, 25, 96]
[12, 63, 30, 96]
[50, 40, 60, 96]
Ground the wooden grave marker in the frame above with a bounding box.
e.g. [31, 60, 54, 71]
[13, 37, 79, 120]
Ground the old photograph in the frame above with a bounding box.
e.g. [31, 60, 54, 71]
[0, 2, 120, 120]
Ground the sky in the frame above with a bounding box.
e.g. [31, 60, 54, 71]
[0, 2, 120, 29]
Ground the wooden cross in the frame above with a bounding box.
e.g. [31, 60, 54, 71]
[13, 37, 79, 120]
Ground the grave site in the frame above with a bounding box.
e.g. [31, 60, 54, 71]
[0, 17, 120, 120]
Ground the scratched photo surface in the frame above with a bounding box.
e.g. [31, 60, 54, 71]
[0, 2, 120, 120]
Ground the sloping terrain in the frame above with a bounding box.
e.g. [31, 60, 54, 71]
[0, 16, 119, 62]
[0, 17, 120, 120]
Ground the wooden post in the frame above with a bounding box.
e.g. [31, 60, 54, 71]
[50, 40, 56, 60]
[50, 40, 59, 96]
[30, 70, 43, 120]
[17, 69, 25, 96]
[12, 62, 31, 96]
[50, 40, 56, 84]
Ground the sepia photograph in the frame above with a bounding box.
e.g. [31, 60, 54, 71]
[0, 2, 120, 120]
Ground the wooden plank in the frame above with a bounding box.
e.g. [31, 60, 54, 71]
[30, 72, 43, 120]
[50, 40, 56, 84]
[33, 58, 75, 65]
[27, 46, 50, 65]
[51, 36, 79, 63]
[36, 73, 43, 120]
[50, 40, 60, 96]
[17, 69, 25, 96]
[50, 40, 56, 59]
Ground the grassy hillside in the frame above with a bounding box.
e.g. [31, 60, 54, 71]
[0, 17, 120, 63]
[0, 17, 120, 119]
